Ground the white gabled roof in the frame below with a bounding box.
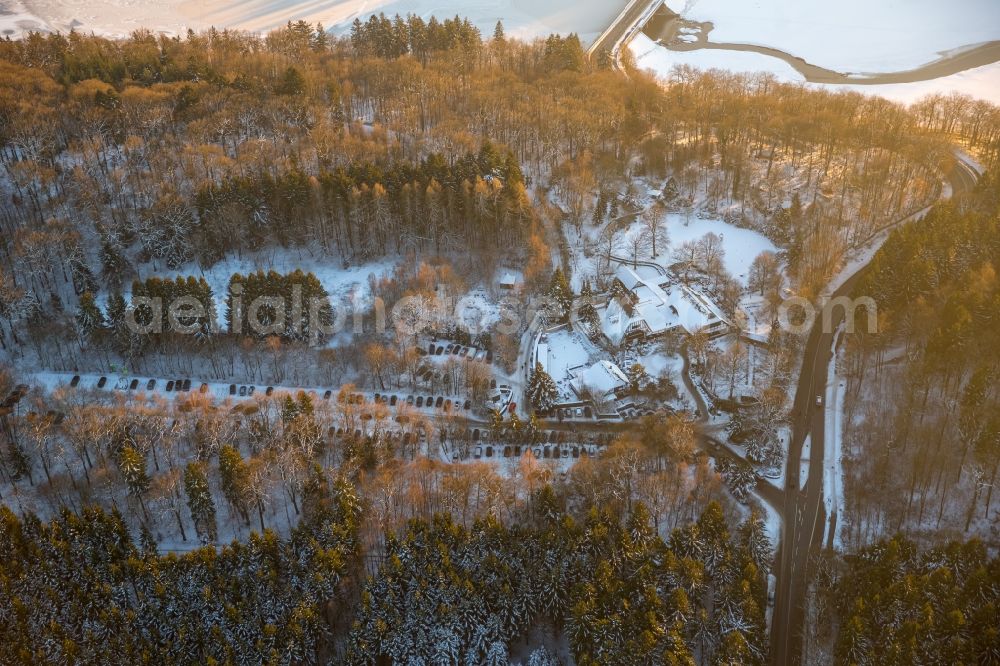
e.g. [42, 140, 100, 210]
[601, 264, 729, 344]
[571, 360, 628, 397]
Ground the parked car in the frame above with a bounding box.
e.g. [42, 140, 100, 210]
[416, 396, 424, 407]
[183, 379, 192, 391]
[390, 395, 398, 406]
[199, 383, 209, 394]
[239, 385, 247, 397]
[324, 390, 332, 400]
[247, 386, 255, 396]
[229, 384, 237, 395]
[266, 386, 275, 396]
[130, 379, 139, 390]
[147, 379, 156, 391]
[70, 375, 81, 387]
[435, 396, 443, 408]
[166, 380, 175, 392]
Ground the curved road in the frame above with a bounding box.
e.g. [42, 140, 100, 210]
[769, 156, 980, 665]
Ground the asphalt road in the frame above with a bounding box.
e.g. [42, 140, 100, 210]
[587, 0, 660, 60]
[768, 156, 980, 665]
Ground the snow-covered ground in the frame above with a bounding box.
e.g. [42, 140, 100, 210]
[823, 366, 846, 551]
[799, 434, 810, 488]
[535, 327, 599, 402]
[621, 211, 779, 287]
[0, 0, 51, 36]
[118, 251, 397, 327]
[667, 0, 1000, 73]
[0, 0, 626, 43]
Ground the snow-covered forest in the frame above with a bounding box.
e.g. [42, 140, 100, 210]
[1, 16, 999, 666]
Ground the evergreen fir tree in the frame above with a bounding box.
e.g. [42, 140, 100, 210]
[118, 446, 150, 517]
[547, 268, 573, 321]
[75, 291, 106, 341]
[218, 445, 250, 524]
[184, 462, 217, 543]
[526, 362, 559, 412]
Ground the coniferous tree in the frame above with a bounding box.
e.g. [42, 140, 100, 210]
[75, 291, 105, 341]
[218, 445, 250, 525]
[547, 268, 573, 321]
[184, 462, 217, 543]
[526, 362, 559, 413]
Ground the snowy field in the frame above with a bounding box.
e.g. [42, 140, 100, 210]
[622, 212, 778, 286]
[0, 0, 626, 43]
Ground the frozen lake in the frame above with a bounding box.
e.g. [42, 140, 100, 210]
[635, 0, 1000, 103]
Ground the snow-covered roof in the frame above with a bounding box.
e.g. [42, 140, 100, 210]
[499, 272, 518, 287]
[571, 360, 628, 397]
[602, 266, 728, 344]
[614, 265, 645, 291]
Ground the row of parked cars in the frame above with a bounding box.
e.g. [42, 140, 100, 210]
[421, 342, 491, 363]
[459, 429, 615, 445]
[69, 375, 211, 394]
[63, 375, 478, 418]
[396, 393, 472, 411]
[220, 385, 475, 414]
[466, 443, 604, 460]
